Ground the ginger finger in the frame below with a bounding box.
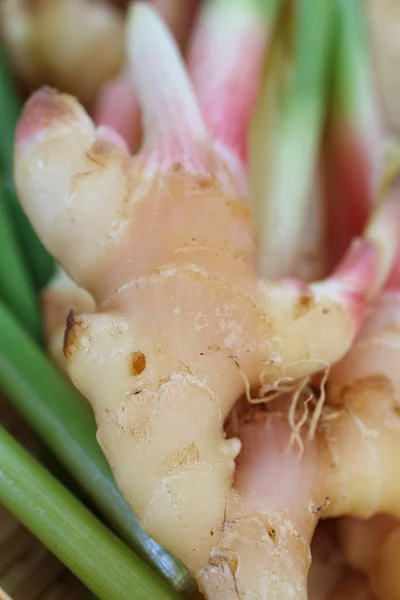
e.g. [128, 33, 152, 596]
[196, 399, 321, 600]
[320, 288, 400, 519]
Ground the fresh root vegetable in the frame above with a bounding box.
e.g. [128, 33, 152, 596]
[315, 3, 400, 526]
[208, 396, 323, 599]
[42, 266, 95, 371]
[13, 3, 400, 598]
[338, 515, 400, 600]
[0, 0, 125, 109]
[318, 244, 400, 519]
[0, 299, 193, 592]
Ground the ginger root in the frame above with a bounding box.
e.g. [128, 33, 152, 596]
[320, 289, 400, 519]
[14, 4, 400, 598]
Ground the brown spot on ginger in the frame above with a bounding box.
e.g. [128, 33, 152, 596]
[209, 554, 238, 576]
[267, 526, 277, 542]
[162, 442, 201, 474]
[129, 351, 146, 375]
[63, 310, 89, 362]
[293, 294, 316, 319]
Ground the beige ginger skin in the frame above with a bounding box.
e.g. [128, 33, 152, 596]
[13, 4, 400, 598]
[319, 288, 400, 520]
[309, 243, 400, 600]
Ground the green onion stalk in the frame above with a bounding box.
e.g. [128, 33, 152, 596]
[0, 426, 179, 600]
[250, 0, 335, 281]
[0, 301, 195, 594]
[0, 45, 55, 290]
[0, 181, 41, 339]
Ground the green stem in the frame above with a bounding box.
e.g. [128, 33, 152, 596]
[4, 178, 56, 292]
[251, 0, 335, 279]
[0, 300, 194, 594]
[333, 0, 379, 129]
[0, 426, 178, 600]
[0, 182, 41, 339]
[322, 0, 383, 272]
[0, 46, 21, 174]
[0, 44, 55, 291]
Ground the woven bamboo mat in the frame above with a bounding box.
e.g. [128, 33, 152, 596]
[0, 397, 87, 600]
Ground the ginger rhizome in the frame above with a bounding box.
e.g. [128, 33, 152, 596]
[13, 3, 400, 598]
[313, 206, 400, 522]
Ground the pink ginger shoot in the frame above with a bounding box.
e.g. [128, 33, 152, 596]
[187, 0, 278, 192]
[94, 0, 199, 152]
